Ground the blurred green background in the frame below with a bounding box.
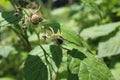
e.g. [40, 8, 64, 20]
[0, 0, 120, 80]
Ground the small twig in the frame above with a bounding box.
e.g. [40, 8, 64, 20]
[23, 29, 32, 51]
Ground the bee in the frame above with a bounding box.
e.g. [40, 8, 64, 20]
[50, 27, 63, 45]
[55, 37, 63, 45]
[52, 36, 63, 45]
[42, 27, 63, 45]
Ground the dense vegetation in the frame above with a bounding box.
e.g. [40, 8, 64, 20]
[0, 0, 120, 80]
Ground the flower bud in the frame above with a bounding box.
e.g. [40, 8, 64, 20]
[29, 13, 43, 25]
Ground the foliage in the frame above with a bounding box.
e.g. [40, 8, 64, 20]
[0, 0, 120, 80]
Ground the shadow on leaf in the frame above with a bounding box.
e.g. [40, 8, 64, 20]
[67, 68, 79, 80]
[50, 45, 63, 68]
[67, 49, 86, 60]
[24, 55, 48, 80]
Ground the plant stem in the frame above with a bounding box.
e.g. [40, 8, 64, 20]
[33, 26, 56, 75]
[10, 26, 32, 52]
[33, 27, 41, 44]
[23, 29, 32, 51]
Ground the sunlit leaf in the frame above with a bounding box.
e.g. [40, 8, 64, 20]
[80, 22, 120, 40]
[67, 49, 115, 80]
[61, 26, 82, 46]
[98, 31, 120, 57]
[78, 57, 114, 80]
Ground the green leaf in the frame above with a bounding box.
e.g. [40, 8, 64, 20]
[98, 31, 120, 57]
[43, 22, 61, 33]
[78, 57, 114, 80]
[0, 11, 23, 27]
[29, 45, 62, 68]
[24, 44, 64, 80]
[50, 45, 63, 68]
[67, 49, 115, 80]
[111, 63, 120, 80]
[28, 45, 54, 69]
[67, 49, 86, 60]
[61, 26, 82, 46]
[68, 68, 79, 80]
[24, 55, 48, 80]
[110, 56, 120, 80]
[67, 54, 81, 74]
[80, 22, 120, 40]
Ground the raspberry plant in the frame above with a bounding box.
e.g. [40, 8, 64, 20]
[0, 0, 120, 80]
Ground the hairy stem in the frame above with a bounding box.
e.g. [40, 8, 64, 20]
[10, 26, 32, 52]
